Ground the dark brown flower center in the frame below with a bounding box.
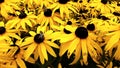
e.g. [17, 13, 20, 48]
[101, 0, 107, 4]
[75, 27, 88, 39]
[19, 11, 27, 19]
[0, 27, 6, 34]
[44, 9, 52, 17]
[67, 21, 72, 25]
[0, 0, 4, 3]
[87, 23, 95, 31]
[58, 0, 69, 4]
[34, 34, 45, 44]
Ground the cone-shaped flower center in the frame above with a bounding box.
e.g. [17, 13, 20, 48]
[19, 11, 27, 19]
[44, 9, 52, 17]
[0, 0, 4, 3]
[58, 0, 69, 4]
[67, 21, 72, 25]
[64, 28, 71, 34]
[101, 0, 107, 4]
[34, 34, 45, 44]
[87, 23, 95, 31]
[75, 27, 88, 39]
[0, 27, 6, 34]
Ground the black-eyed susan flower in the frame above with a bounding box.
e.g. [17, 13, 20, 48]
[6, 10, 37, 30]
[49, 0, 78, 18]
[104, 24, 120, 51]
[0, 0, 20, 19]
[0, 21, 20, 42]
[21, 26, 59, 64]
[53, 25, 102, 65]
[37, 8, 65, 30]
[89, 0, 115, 13]
[23, 0, 55, 9]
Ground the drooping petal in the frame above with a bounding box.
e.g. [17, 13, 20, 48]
[40, 43, 48, 61]
[81, 39, 88, 65]
[67, 38, 79, 58]
[45, 44, 57, 57]
[24, 43, 37, 60]
[105, 32, 119, 51]
[70, 42, 81, 65]
[16, 58, 26, 68]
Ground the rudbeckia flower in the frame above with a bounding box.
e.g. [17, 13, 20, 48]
[37, 8, 65, 30]
[21, 26, 59, 64]
[0, 0, 20, 19]
[0, 21, 20, 42]
[23, 0, 55, 9]
[104, 24, 120, 51]
[0, 40, 33, 68]
[6, 10, 37, 30]
[49, 0, 78, 18]
[89, 0, 115, 13]
[54, 25, 102, 65]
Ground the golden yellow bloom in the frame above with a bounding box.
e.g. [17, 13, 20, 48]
[6, 10, 37, 30]
[0, 21, 20, 42]
[53, 25, 102, 65]
[49, 0, 78, 18]
[21, 26, 59, 64]
[89, 0, 115, 13]
[23, 0, 54, 9]
[0, 0, 20, 19]
[37, 9, 65, 30]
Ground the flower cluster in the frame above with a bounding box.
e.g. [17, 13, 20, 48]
[0, 0, 120, 68]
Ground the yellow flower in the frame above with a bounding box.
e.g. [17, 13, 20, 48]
[21, 26, 59, 64]
[23, 0, 54, 9]
[37, 9, 65, 30]
[49, 0, 78, 18]
[54, 25, 102, 65]
[104, 24, 120, 51]
[6, 10, 37, 30]
[0, 21, 20, 42]
[0, 0, 20, 19]
[89, 0, 115, 13]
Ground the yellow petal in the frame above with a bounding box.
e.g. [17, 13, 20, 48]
[25, 20, 32, 27]
[38, 45, 45, 64]
[16, 58, 26, 68]
[45, 41, 59, 48]
[105, 32, 119, 51]
[70, 42, 81, 65]
[59, 42, 69, 57]
[24, 43, 37, 60]
[67, 38, 79, 58]
[45, 44, 57, 57]
[44, 30, 53, 37]
[40, 43, 48, 61]
[29, 31, 36, 36]
[58, 63, 62, 68]
[21, 37, 33, 46]
[27, 57, 35, 64]
[7, 33, 21, 39]
[0, 21, 4, 27]
[81, 39, 88, 65]
[60, 7, 64, 19]
[60, 34, 75, 43]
